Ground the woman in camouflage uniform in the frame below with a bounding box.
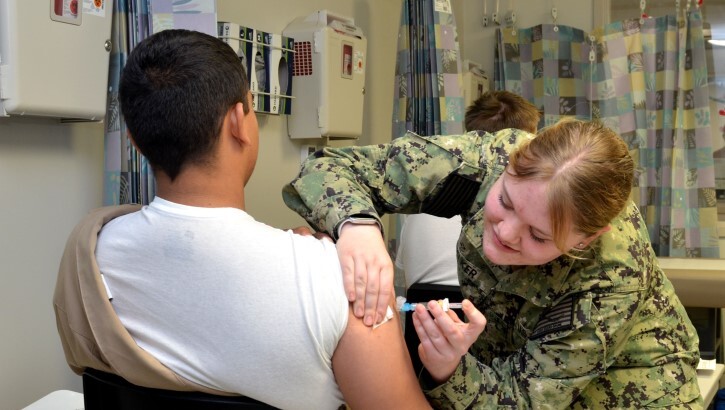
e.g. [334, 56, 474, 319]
[283, 119, 702, 409]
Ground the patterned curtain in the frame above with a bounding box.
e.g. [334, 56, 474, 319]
[495, 9, 719, 258]
[103, 0, 153, 206]
[103, 0, 217, 206]
[392, 0, 464, 139]
[494, 24, 591, 128]
[595, 12, 719, 257]
[391, 0, 464, 291]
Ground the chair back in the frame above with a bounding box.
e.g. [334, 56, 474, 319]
[82, 368, 278, 409]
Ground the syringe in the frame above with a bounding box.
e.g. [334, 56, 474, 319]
[396, 296, 462, 312]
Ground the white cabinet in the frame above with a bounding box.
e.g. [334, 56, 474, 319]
[0, 0, 114, 120]
[283, 10, 367, 140]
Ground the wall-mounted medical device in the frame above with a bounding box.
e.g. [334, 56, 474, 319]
[283, 10, 367, 139]
[462, 60, 489, 108]
[0, 0, 114, 120]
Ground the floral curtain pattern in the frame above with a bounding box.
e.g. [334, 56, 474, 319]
[392, 0, 464, 139]
[103, 0, 153, 206]
[495, 9, 720, 258]
[494, 24, 591, 128]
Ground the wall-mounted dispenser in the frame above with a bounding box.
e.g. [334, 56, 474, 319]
[218, 21, 294, 115]
[0, 0, 114, 120]
[283, 10, 366, 140]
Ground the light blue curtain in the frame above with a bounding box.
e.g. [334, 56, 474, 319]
[392, 0, 465, 139]
[103, 0, 153, 206]
[391, 0, 465, 290]
[595, 12, 719, 257]
[494, 9, 720, 258]
[494, 24, 590, 128]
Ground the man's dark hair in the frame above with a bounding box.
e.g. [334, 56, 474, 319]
[464, 90, 540, 133]
[119, 29, 249, 180]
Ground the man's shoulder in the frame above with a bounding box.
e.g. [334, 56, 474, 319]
[68, 205, 141, 241]
[87, 204, 142, 222]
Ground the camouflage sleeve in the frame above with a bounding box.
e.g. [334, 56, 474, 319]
[281, 132, 486, 237]
[426, 290, 647, 409]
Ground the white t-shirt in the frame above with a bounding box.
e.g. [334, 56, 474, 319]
[395, 214, 462, 288]
[96, 197, 348, 410]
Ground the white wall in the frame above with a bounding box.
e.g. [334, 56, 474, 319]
[0, 118, 104, 409]
[458, 0, 593, 85]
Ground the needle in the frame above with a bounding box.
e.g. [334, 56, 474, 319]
[396, 296, 462, 312]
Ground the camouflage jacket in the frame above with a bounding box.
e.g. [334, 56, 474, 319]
[283, 130, 702, 409]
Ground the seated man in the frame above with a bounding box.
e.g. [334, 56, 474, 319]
[53, 29, 431, 410]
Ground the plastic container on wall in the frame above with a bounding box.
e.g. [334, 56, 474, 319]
[0, 0, 114, 120]
[283, 10, 367, 140]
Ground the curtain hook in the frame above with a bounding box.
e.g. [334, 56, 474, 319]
[482, 0, 488, 28]
[507, 0, 516, 35]
[552, 6, 558, 32]
[492, 0, 501, 25]
[640, 0, 647, 24]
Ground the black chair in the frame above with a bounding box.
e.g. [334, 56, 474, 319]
[82, 368, 278, 409]
[403, 283, 464, 376]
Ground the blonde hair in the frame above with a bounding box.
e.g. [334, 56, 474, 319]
[507, 119, 634, 252]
